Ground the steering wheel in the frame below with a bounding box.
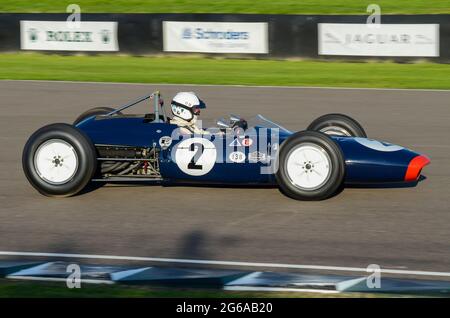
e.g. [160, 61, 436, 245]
[232, 119, 248, 135]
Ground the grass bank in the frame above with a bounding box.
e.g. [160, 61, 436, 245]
[0, 53, 448, 89]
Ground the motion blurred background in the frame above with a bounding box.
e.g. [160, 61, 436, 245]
[0, 0, 448, 88]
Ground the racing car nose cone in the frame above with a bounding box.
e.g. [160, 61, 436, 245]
[404, 155, 431, 182]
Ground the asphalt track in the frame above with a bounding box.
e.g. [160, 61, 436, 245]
[0, 80, 449, 279]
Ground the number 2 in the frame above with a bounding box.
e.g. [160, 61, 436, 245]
[188, 142, 204, 170]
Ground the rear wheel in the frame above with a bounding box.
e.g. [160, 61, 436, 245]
[22, 123, 97, 197]
[276, 131, 345, 200]
[307, 113, 367, 137]
[73, 107, 120, 125]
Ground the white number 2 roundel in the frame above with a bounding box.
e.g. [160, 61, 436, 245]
[174, 138, 217, 176]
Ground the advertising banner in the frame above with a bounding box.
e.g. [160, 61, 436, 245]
[163, 21, 268, 54]
[318, 23, 439, 57]
[20, 20, 119, 51]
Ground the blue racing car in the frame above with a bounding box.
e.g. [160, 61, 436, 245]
[22, 91, 430, 200]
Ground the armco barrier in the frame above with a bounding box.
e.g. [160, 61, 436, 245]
[0, 13, 449, 60]
[1, 260, 450, 295]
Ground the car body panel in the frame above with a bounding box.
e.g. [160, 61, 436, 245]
[77, 116, 176, 148]
[76, 114, 429, 185]
[334, 137, 424, 184]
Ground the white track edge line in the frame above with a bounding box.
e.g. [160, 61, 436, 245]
[1, 251, 450, 278]
[1, 79, 449, 92]
[223, 286, 339, 294]
[6, 276, 114, 284]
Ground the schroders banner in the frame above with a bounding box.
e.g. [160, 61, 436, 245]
[318, 23, 439, 57]
[163, 21, 269, 54]
[20, 21, 119, 51]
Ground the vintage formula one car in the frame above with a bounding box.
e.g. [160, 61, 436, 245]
[22, 91, 430, 200]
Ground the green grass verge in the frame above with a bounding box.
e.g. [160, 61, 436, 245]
[0, 0, 448, 14]
[0, 279, 395, 298]
[0, 53, 449, 89]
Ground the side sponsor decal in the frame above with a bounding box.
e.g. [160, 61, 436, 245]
[248, 151, 267, 163]
[229, 151, 246, 163]
[159, 136, 172, 149]
[174, 138, 217, 176]
[354, 137, 404, 152]
[229, 138, 241, 147]
[242, 138, 253, 147]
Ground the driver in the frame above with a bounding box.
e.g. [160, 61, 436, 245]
[170, 92, 207, 134]
[170, 91, 248, 135]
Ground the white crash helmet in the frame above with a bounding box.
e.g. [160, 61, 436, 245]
[171, 92, 206, 122]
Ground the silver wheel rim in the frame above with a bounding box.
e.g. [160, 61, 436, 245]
[285, 143, 332, 190]
[34, 139, 78, 185]
[320, 125, 352, 137]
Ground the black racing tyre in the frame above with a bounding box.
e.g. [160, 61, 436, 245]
[22, 123, 97, 197]
[73, 107, 120, 125]
[276, 130, 345, 200]
[307, 113, 367, 137]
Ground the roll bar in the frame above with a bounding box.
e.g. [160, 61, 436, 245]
[105, 91, 167, 123]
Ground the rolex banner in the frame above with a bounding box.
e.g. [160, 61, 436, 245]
[20, 21, 119, 51]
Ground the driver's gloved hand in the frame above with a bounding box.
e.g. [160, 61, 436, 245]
[232, 119, 248, 131]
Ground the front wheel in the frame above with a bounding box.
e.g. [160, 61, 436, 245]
[22, 123, 97, 197]
[276, 131, 345, 200]
[307, 113, 367, 137]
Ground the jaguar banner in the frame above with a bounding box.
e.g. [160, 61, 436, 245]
[318, 23, 439, 57]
